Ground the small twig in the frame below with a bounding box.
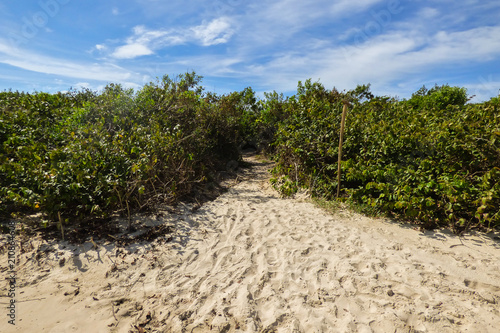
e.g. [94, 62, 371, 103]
[90, 236, 98, 250]
[0, 295, 46, 304]
[112, 304, 118, 321]
[106, 254, 116, 265]
[115, 186, 124, 210]
[134, 309, 145, 327]
[58, 212, 65, 241]
[458, 234, 466, 246]
[294, 162, 299, 188]
[149, 178, 158, 196]
[126, 200, 131, 231]
[172, 132, 196, 145]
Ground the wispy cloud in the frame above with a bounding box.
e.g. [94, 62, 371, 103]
[191, 18, 234, 46]
[227, 22, 500, 94]
[0, 38, 141, 86]
[329, 0, 386, 15]
[466, 75, 500, 102]
[0, 0, 499, 100]
[107, 17, 235, 59]
[110, 25, 182, 59]
[112, 43, 154, 59]
[417, 7, 440, 20]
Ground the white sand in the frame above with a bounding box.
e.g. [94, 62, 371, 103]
[1, 155, 500, 333]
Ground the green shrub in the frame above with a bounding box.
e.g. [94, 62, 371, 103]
[269, 81, 500, 231]
[408, 84, 468, 110]
[2, 76, 498, 233]
[0, 72, 258, 224]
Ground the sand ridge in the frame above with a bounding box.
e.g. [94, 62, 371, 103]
[1, 154, 500, 332]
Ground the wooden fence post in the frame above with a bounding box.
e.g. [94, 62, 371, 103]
[337, 101, 349, 198]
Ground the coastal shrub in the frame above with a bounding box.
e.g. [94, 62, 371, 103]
[0, 72, 258, 223]
[1, 75, 498, 233]
[269, 82, 500, 231]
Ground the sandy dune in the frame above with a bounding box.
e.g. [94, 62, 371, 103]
[1, 154, 500, 332]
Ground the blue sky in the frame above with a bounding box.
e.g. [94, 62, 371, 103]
[1, 0, 500, 101]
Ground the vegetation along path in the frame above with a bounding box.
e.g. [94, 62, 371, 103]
[2, 153, 500, 333]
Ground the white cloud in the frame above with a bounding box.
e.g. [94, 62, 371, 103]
[3, 57, 133, 82]
[0, 38, 141, 85]
[74, 82, 90, 89]
[231, 0, 390, 56]
[224, 22, 500, 95]
[0, 39, 21, 57]
[466, 76, 500, 102]
[112, 43, 154, 59]
[418, 7, 440, 19]
[1, 0, 499, 100]
[108, 26, 182, 60]
[329, 0, 386, 16]
[108, 18, 234, 59]
[191, 18, 234, 46]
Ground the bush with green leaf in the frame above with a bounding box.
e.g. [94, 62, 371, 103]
[268, 82, 499, 231]
[2, 75, 498, 233]
[0, 72, 258, 224]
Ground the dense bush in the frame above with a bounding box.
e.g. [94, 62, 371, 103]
[0, 72, 258, 223]
[407, 84, 469, 110]
[1, 73, 498, 233]
[268, 82, 500, 231]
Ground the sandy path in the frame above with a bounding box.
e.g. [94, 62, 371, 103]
[1, 154, 500, 332]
